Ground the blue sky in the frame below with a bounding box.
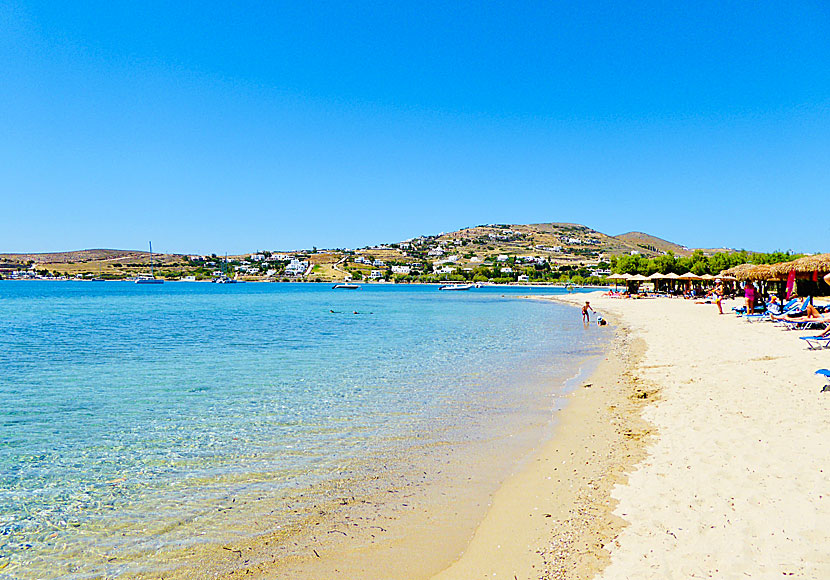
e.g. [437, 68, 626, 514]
[2, 1, 828, 254]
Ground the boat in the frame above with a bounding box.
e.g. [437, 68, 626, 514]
[332, 283, 360, 289]
[438, 283, 473, 291]
[134, 242, 164, 284]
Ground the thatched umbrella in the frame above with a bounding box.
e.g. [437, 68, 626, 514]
[747, 263, 780, 281]
[770, 254, 830, 278]
[725, 263, 756, 281]
[678, 272, 702, 280]
[606, 272, 629, 291]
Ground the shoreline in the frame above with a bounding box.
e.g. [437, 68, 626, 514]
[431, 290, 830, 579]
[430, 308, 653, 579]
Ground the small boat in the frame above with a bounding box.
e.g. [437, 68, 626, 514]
[332, 283, 360, 289]
[135, 242, 164, 284]
[438, 283, 473, 291]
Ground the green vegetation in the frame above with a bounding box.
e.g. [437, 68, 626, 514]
[610, 250, 801, 276]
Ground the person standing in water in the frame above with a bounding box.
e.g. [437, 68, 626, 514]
[582, 301, 594, 323]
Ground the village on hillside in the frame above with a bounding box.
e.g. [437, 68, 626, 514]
[1, 222, 739, 284]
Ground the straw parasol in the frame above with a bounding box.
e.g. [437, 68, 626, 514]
[647, 272, 667, 279]
[725, 263, 761, 281]
[607, 272, 632, 280]
[663, 272, 681, 280]
[628, 274, 650, 282]
[769, 254, 830, 278]
[678, 272, 702, 280]
[700, 274, 716, 280]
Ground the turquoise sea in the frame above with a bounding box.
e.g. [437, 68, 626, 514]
[0, 282, 606, 578]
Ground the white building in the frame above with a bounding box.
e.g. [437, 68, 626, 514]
[250, 254, 265, 261]
[497, 255, 509, 262]
[391, 265, 411, 275]
[369, 270, 385, 279]
[285, 259, 308, 276]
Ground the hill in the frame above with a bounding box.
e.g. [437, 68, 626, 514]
[0, 223, 714, 281]
[614, 231, 692, 257]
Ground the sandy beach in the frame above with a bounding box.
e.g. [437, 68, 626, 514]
[433, 292, 830, 579]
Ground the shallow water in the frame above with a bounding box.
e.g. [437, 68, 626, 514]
[0, 282, 605, 578]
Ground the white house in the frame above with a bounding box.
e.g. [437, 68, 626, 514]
[369, 270, 385, 279]
[500, 267, 514, 274]
[250, 254, 265, 261]
[517, 274, 529, 282]
[391, 265, 411, 275]
[372, 259, 385, 267]
[285, 259, 308, 276]
[497, 255, 509, 262]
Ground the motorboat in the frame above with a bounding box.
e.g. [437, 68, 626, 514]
[438, 283, 473, 291]
[332, 283, 360, 289]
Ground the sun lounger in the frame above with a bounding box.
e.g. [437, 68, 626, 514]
[744, 298, 805, 322]
[816, 369, 830, 392]
[799, 335, 830, 350]
[777, 317, 829, 330]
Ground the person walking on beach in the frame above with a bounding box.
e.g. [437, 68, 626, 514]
[582, 301, 594, 323]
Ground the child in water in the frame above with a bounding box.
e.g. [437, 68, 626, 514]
[582, 301, 594, 322]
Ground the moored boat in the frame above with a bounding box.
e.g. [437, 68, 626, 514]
[135, 242, 164, 284]
[438, 283, 473, 291]
[332, 283, 360, 289]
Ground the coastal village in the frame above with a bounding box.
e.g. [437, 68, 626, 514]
[0, 222, 717, 284]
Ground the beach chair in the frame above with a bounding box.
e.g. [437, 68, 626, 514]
[744, 298, 802, 322]
[799, 335, 830, 350]
[777, 318, 828, 331]
[816, 369, 830, 392]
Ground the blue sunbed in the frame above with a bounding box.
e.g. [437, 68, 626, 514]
[799, 335, 830, 350]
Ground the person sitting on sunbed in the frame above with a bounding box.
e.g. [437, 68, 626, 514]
[766, 295, 783, 315]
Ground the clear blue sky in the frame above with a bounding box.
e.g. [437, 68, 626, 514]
[2, 1, 828, 254]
